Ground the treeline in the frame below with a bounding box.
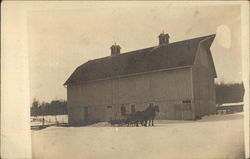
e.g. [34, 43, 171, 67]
[31, 99, 67, 116]
[215, 82, 245, 105]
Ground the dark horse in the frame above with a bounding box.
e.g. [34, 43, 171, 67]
[126, 104, 160, 127]
[142, 104, 160, 126]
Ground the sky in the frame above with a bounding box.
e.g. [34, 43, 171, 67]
[26, 2, 243, 103]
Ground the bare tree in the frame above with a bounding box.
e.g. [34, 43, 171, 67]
[31, 98, 39, 117]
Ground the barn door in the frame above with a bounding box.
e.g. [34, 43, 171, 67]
[105, 106, 115, 121]
[175, 101, 192, 120]
[175, 104, 182, 119]
[84, 107, 89, 121]
[182, 100, 192, 120]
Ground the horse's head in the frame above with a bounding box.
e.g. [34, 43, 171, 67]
[146, 103, 153, 110]
[155, 105, 160, 112]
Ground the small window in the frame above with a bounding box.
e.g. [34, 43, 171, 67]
[182, 100, 191, 111]
[182, 100, 191, 104]
[131, 104, 136, 113]
[107, 106, 112, 108]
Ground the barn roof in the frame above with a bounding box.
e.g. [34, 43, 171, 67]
[64, 34, 216, 85]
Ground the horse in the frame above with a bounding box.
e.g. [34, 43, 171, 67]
[146, 105, 160, 126]
[129, 104, 160, 127]
[137, 104, 160, 127]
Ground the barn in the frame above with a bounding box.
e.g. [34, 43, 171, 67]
[64, 33, 217, 125]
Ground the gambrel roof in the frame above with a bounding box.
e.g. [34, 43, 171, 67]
[64, 34, 216, 85]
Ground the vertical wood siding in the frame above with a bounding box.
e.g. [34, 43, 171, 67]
[192, 44, 216, 118]
[67, 67, 193, 124]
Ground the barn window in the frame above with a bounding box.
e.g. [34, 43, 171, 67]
[182, 100, 192, 111]
[182, 100, 191, 104]
[120, 104, 126, 116]
[107, 106, 112, 108]
[131, 104, 136, 113]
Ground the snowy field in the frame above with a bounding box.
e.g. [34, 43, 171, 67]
[31, 115, 68, 126]
[31, 113, 244, 159]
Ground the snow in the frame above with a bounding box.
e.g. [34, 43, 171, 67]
[30, 115, 68, 126]
[31, 113, 245, 159]
[220, 102, 244, 107]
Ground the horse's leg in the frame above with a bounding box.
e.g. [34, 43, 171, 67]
[152, 119, 154, 126]
[140, 120, 144, 126]
[148, 119, 151, 126]
[144, 120, 147, 127]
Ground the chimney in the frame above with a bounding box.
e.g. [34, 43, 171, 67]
[158, 32, 170, 45]
[110, 43, 121, 56]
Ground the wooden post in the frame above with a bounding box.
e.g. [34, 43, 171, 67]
[42, 113, 45, 127]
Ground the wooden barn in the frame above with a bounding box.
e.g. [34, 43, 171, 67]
[64, 33, 217, 125]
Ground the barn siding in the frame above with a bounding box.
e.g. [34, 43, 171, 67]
[67, 67, 193, 124]
[192, 44, 216, 118]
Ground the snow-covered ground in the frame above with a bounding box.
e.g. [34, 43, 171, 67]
[31, 115, 68, 126]
[31, 113, 245, 159]
[220, 102, 244, 107]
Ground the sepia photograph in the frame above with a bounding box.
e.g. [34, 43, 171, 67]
[1, 1, 249, 159]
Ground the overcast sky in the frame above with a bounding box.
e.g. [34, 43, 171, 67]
[25, 2, 243, 103]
